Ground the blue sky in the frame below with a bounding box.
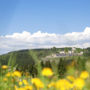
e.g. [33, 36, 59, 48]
[0, 0, 90, 54]
[0, 0, 90, 35]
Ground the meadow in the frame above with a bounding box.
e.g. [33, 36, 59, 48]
[0, 48, 90, 90]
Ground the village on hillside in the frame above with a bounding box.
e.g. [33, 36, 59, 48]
[45, 47, 84, 58]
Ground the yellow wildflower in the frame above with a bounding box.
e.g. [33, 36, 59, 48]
[48, 82, 55, 88]
[31, 78, 44, 89]
[13, 71, 21, 77]
[1, 65, 8, 69]
[55, 79, 73, 90]
[19, 81, 23, 86]
[80, 71, 89, 79]
[6, 72, 13, 77]
[42, 68, 53, 77]
[3, 78, 8, 82]
[15, 87, 25, 90]
[66, 75, 75, 82]
[14, 85, 18, 90]
[73, 78, 85, 89]
[24, 85, 33, 90]
[23, 79, 28, 85]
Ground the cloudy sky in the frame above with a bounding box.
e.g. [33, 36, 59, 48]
[0, 27, 90, 54]
[0, 0, 90, 54]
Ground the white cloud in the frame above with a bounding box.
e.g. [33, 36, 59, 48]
[0, 27, 90, 54]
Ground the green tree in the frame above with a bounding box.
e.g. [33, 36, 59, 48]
[77, 57, 86, 71]
[64, 47, 68, 54]
[51, 47, 57, 53]
[58, 58, 66, 78]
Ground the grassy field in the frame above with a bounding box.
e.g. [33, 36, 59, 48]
[0, 49, 90, 90]
[0, 63, 90, 90]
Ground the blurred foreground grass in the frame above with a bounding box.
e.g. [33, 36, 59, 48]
[0, 64, 90, 90]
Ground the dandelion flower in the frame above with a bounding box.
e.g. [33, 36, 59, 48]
[66, 75, 75, 82]
[42, 68, 53, 77]
[80, 71, 89, 79]
[6, 72, 12, 77]
[23, 79, 28, 85]
[31, 78, 44, 89]
[24, 85, 33, 90]
[19, 81, 23, 86]
[1, 65, 8, 69]
[13, 71, 21, 77]
[3, 78, 8, 82]
[73, 78, 85, 89]
[55, 79, 73, 90]
[48, 82, 55, 88]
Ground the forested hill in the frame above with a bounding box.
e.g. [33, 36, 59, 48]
[0, 48, 55, 67]
[0, 47, 90, 68]
[0, 47, 90, 63]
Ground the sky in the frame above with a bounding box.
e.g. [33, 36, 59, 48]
[0, 0, 90, 54]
